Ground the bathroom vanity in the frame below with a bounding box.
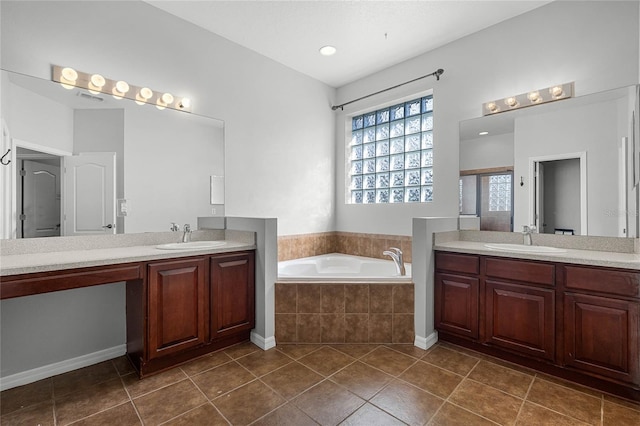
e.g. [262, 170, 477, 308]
[0, 234, 256, 378]
[434, 234, 640, 401]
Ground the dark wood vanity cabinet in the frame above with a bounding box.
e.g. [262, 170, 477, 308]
[210, 252, 255, 340]
[127, 250, 255, 377]
[435, 250, 640, 398]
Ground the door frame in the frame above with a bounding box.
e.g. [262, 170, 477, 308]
[9, 139, 71, 239]
[528, 151, 587, 235]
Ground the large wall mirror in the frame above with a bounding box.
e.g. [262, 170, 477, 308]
[459, 84, 639, 238]
[0, 69, 225, 239]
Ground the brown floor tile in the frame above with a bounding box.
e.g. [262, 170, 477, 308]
[294, 380, 365, 425]
[332, 344, 378, 359]
[603, 400, 640, 425]
[428, 402, 496, 426]
[298, 346, 355, 376]
[222, 341, 261, 359]
[467, 359, 534, 398]
[112, 356, 136, 377]
[331, 361, 394, 400]
[297, 313, 322, 343]
[261, 362, 324, 400]
[276, 344, 322, 359]
[385, 343, 428, 359]
[122, 367, 188, 398]
[213, 380, 285, 425]
[69, 402, 141, 426]
[236, 348, 293, 377]
[527, 378, 602, 425]
[162, 403, 229, 425]
[133, 379, 207, 425]
[55, 377, 129, 425]
[0, 400, 55, 426]
[448, 379, 522, 425]
[361, 346, 417, 376]
[370, 380, 443, 425]
[0, 378, 52, 415]
[535, 372, 604, 399]
[516, 401, 592, 425]
[340, 402, 406, 425]
[252, 402, 317, 426]
[191, 361, 256, 400]
[53, 361, 119, 398]
[421, 345, 479, 375]
[602, 393, 640, 411]
[399, 361, 463, 399]
[180, 351, 233, 376]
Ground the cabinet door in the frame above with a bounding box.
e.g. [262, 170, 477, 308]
[485, 280, 555, 361]
[435, 272, 479, 340]
[211, 252, 255, 340]
[148, 258, 208, 360]
[564, 292, 639, 384]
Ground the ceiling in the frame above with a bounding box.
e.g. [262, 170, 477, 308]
[147, 0, 551, 88]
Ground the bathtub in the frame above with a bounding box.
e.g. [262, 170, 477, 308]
[277, 253, 412, 282]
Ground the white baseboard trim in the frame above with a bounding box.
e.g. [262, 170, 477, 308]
[250, 331, 276, 350]
[0, 344, 126, 391]
[414, 331, 438, 350]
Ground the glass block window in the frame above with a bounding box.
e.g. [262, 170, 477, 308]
[488, 174, 512, 211]
[349, 95, 433, 203]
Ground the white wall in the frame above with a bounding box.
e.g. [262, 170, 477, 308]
[459, 133, 513, 171]
[0, 0, 336, 237]
[335, 0, 639, 236]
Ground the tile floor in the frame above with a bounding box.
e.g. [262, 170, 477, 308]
[1, 341, 639, 425]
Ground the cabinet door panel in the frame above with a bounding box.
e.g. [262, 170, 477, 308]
[435, 273, 479, 339]
[148, 258, 207, 360]
[485, 280, 555, 361]
[211, 252, 255, 339]
[564, 292, 639, 384]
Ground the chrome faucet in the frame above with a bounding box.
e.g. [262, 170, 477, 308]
[522, 225, 537, 246]
[182, 224, 192, 243]
[383, 247, 406, 276]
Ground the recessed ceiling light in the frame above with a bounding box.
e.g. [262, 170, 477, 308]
[319, 45, 337, 56]
[479, 131, 489, 136]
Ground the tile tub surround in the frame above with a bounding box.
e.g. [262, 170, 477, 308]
[275, 283, 414, 344]
[278, 232, 412, 262]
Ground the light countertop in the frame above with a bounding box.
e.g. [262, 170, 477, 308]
[434, 240, 640, 270]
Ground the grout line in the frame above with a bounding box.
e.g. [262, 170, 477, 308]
[513, 371, 536, 424]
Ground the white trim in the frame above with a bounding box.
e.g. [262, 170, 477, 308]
[414, 331, 438, 350]
[250, 331, 276, 350]
[528, 151, 587, 235]
[0, 344, 126, 391]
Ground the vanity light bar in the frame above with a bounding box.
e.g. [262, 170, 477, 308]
[482, 82, 574, 116]
[52, 65, 192, 113]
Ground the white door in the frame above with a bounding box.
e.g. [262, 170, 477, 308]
[535, 162, 545, 233]
[63, 152, 116, 235]
[21, 160, 61, 238]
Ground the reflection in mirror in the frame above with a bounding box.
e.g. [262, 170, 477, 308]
[0, 69, 225, 239]
[459, 85, 640, 238]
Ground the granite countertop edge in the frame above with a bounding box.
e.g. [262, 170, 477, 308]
[0, 241, 257, 276]
[434, 241, 640, 271]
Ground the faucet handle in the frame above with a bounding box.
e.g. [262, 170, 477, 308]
[170, 222, 180, 232]
[184, 224, 191, 232]
[389, 247, 402, 254]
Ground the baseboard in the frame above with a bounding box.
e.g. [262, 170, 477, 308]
[414, 331, 438, 350]
[250, 331, 276, 350]
[0, 344, 126, 391]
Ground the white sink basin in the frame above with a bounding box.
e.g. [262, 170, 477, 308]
[156, 241, 226, 250]
[484, 243, 567, 254]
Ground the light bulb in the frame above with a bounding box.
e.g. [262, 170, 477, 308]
[179, 98, 191, 109]
[486, 102, 499, 113]
[140, 87, 153, 100]
[161, 93, 174, 104]
[527, 91, 541, 103]
[115, 81, 129, 94]
[90, 74, 105, 88]
[505, 97, 518, 108]
[550, 86, 564, 98]
[61, 67, 78, 82]
[155, 99, 166, 110]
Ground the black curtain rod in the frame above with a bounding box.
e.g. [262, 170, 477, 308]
[331, 68, 444, 111]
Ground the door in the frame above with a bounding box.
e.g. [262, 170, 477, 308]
[148, 258, 208, 360]
[435, 272, 479, 340]
[20, 159, 61, 238]
[535, 162, 545, 232]
[63, 152, 116, 235]
[210, 252, 255, 340]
